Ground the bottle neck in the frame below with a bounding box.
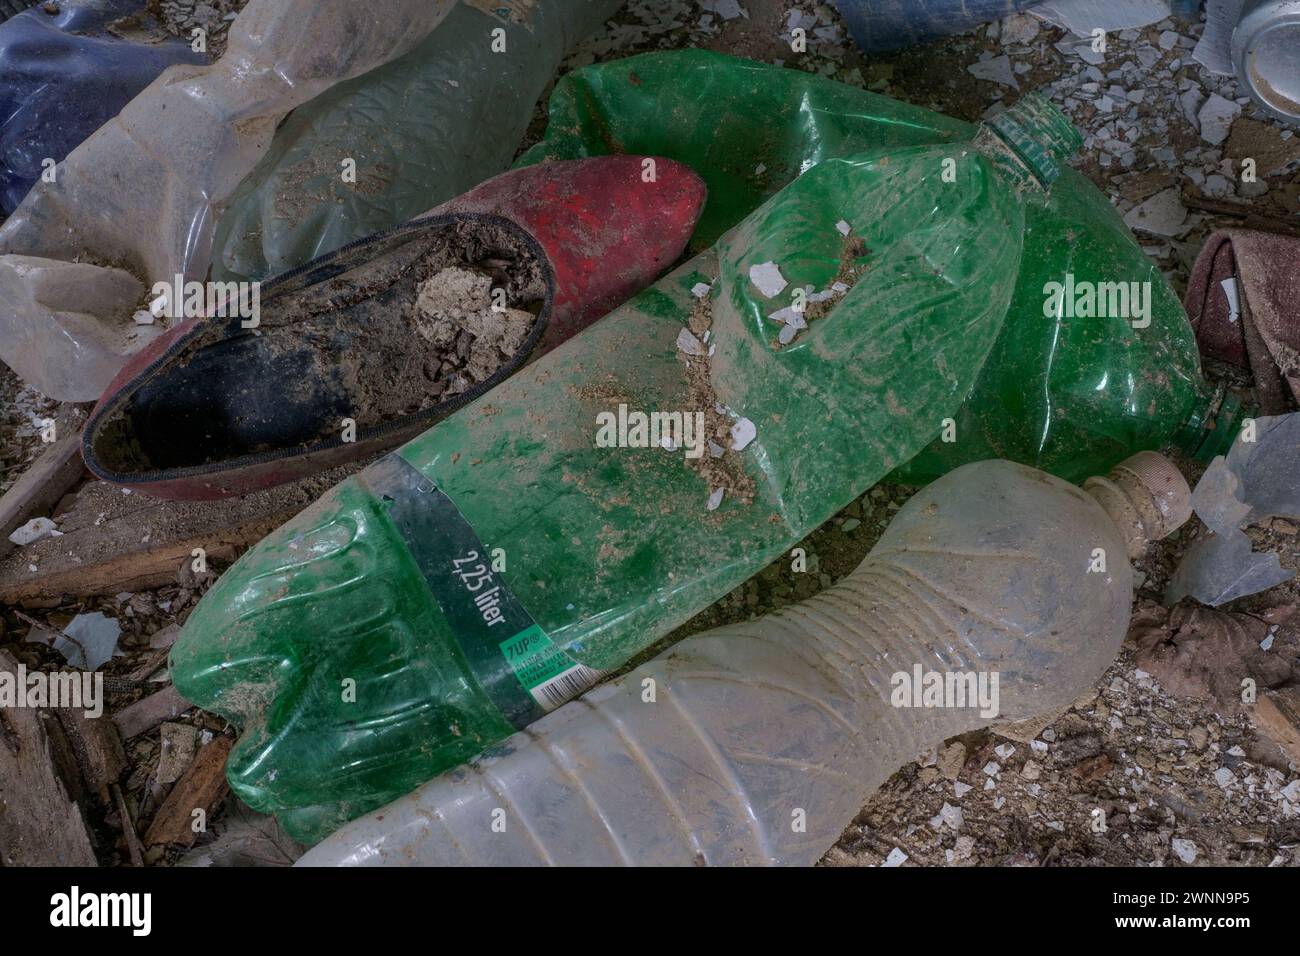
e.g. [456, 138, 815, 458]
[1083, 451, 1192, 560]
[1175, 384, 1253, 461]
[975, 94, 1082, 192]
[972, 127, 1045, 193]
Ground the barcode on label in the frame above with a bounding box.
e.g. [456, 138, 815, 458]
[529, 663, 604, 712]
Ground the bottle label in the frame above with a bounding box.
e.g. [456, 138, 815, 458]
[367, 454, 602, 729]
[498, 624, 605, 712]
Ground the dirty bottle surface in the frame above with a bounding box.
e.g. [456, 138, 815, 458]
[173, 95, 1082, 844]
[299, 453, 1191, 866]
[212, 0, 624, 281]
[520, 50, 1245, 483]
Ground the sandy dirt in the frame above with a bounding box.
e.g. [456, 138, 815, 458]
[414, 266, 538, 395]
[88, 218, 548, 479]
[145, 0, 246, 59]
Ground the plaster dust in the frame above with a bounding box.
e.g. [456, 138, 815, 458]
[273, 219, 547, 423]
[679, 293, 756, 507]
[413, 266, 537, 389]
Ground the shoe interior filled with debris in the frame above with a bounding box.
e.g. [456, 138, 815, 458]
[1, 0, 1299, 878]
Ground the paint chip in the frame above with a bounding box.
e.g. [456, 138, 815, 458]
[730, 417, 756, 451]
[749, 261, 788, 298]
[676, 328, 706, 356]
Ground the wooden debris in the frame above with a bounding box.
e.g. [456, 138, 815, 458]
[1180, 191, 1300, 238]
[156, 722, 199, 785]
[53, 705, 127, 805]
[0, 463, 363, 607]
[1253, 685, 1300, 768]
[129, 646, 173, 682]
[0, 431, 86, 560]
[113, 685, 192, 740]
[0, 649, 98, 866]
[112, 782, 146, 867]
[145, 737, 233, 848]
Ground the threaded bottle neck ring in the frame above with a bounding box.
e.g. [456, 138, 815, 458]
[1177, 385, 1254, 461]
[1084, 451, 1192, 559]
[979, 93, 1083, 189]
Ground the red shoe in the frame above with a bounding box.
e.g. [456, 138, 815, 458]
[82, 157, 705, 500]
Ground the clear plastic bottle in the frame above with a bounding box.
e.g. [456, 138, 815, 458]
[0, 0, 457, 401]
[300, 453, 1191, 866]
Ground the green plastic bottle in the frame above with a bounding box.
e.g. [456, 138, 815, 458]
[174, 93, 1082, 843]
[518, 51, 1245, 481]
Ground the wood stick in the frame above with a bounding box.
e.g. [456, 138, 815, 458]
[0, 432, 86, 560]
[0, 463, 362, 607]
[145, 737, 233, 848]
[1181, 192, 1300, 238]
[0, 649, 98, 866]
[112, 782, 146, 867]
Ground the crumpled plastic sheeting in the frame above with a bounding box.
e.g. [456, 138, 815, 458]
[0, 0, 205, 216]
[834, 0, 1038, 54]
[1167, 531, 1293, 607]
[26, 611, 122, 670]
[0, 0, 456, 402]
[214, 0, 624, 282]
[1166, 413, 1300, 606]
[1032, 0, 1170, 37]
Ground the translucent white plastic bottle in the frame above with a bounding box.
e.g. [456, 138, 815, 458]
[301, 454, 1190, 867]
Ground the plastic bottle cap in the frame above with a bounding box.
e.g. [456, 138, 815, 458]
[983, 93, 1083, 188]
[1084, 451, 1192, 558]
[1111, 451, 1193, 538]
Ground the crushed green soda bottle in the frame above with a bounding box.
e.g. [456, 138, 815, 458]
[519, 50, 1246, 480]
